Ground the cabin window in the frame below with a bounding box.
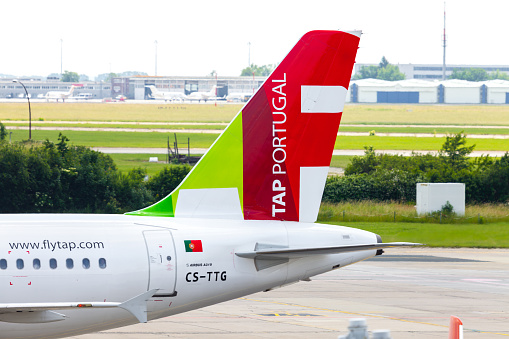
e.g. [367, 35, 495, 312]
[16, 259, 24, 269]
[82, 258, 90, 269]
[99, 258, 107, 269]
[33, 258, 41, 269]
[50, 258, 57, 269]
[0, 259, 6, 269]
[66, 258, 74, 269]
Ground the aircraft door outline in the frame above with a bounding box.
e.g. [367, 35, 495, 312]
[142, 230, 177, 296]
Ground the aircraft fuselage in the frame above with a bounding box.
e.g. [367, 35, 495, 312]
[0, 214, 377, 339]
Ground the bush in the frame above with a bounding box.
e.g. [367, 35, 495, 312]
[148, 165, 191, 200]
[327, 133, 509, 204]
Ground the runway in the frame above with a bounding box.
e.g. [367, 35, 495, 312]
[73, 248, 509, 339]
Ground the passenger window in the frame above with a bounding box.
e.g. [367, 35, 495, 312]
[0, 259, 7, 269]
[66, 258, 74, 269]
[99, 258, 107, 269]
[33, 258, 41, 269]
[16, 259, 24, 269]
[82, 258, 90, 269]
[50, 258, 57, 269]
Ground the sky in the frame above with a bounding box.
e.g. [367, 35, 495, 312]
[1, 0, 508, 80]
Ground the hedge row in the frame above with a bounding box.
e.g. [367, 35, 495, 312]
[323, 134, 509, 204]
[0, 135, 190, 213]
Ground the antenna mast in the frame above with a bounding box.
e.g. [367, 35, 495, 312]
[442, 1, 447, 80]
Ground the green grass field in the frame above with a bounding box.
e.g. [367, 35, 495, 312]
[10, 129, 505, 151]
[325, 221, 509, 248]
[3, 103, 509, 125]
[0, 103, 241, 123]
[4, 122, 509, 135]
[109, 154, 173, 176]
[8, 129, 218, 148]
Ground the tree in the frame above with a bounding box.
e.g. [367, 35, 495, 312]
[61, 70, 79, 82]
[353, 65, 379, 80]
[241, 64, 275, 76]
[119, 71, 148, 77]
[377, 64, 405, 81]
[439, 132, 475, 170]
[104, 73, 118, 82]
[449, 68, 488, 82]
[0, 122, 7, 141]
[488, 70, 509, 81]
[379, 56, 389, 68]
[353, 56, 405, 81]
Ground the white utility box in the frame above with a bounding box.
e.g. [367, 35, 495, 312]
[416, 183, 465, 216]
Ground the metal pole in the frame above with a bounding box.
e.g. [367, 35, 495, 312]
[248, 42, 251, 67]
[60, 39, 63, 76]
[13, 80, 31, 140]
[442, 1, 446, 80]
[154, 40, 158, 76]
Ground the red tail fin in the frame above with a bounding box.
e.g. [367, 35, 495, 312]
[242, 30, 360, 222]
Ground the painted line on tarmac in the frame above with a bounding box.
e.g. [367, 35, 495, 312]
[240, 298, 509, 336]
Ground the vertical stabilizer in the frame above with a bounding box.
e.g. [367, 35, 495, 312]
[127, 30, 360, 222]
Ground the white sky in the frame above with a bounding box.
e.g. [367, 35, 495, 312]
[1, 0, 508, 79]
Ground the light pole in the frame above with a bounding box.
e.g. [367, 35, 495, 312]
[12, 79, 31, 140]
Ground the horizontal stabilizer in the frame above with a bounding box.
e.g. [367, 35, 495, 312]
[235, 242, 422, 259]
[0, 289, 158, 324]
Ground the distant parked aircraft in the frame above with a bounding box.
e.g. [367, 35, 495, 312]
[145, 85, 187, 102]
[186, 85, 224, 102]
[45, 85, 79, 102]
[226, 92, 253, 102]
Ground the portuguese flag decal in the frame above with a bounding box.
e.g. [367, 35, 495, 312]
[184, 240, 203, 252]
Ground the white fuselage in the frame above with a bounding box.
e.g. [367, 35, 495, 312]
[0, 214, 378, 339]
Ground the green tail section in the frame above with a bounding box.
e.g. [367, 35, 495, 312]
[126, 113, 244, 217]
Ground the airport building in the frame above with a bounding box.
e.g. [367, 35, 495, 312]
[0, 76, 265, 101]
[111, 75, 266, 100]
[347, 79, 509, 104]
[355, 63, 509, 80]
[2, 74, 509, 104]
[0, 78, 111, 100]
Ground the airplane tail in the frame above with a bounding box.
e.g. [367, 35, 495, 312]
[209, 85, 218, 96]
[128, 30, 361, 222]
[145, 85, 158, 98]
[68, 85, 76, 95]
[448, 316, 463, 339]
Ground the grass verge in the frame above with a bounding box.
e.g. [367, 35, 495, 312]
[318, 201, 509, 224]
[8, 130, 509, 151]
[322, 221, 509, 248]
[108, 154, 173, 176]
[3, 103, 509, 125]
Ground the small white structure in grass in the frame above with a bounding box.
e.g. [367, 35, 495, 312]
[416, 183, 465, 216]
[149, 157, 158, 162]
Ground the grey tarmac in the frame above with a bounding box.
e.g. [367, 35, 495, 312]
[72, 248, 509, 339]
